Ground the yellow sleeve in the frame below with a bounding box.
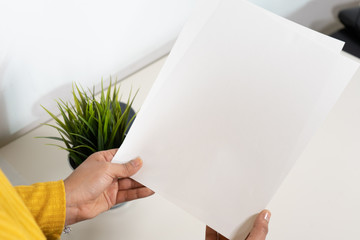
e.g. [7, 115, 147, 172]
[1, 169, 45, 240]
[15, 181, 66, 240]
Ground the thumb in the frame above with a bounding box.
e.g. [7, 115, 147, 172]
[246, 210, 271, 240]
[109, 157, 143, 178]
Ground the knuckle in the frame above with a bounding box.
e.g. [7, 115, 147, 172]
[251, 221, 268, 237]
[122, 162, 133, 176]
[261, 224, 268, 235]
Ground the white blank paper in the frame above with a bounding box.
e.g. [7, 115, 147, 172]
[113, 0, 359, 238]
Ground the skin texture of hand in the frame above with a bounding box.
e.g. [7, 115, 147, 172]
[63, 149, 154, 225]
[205, 210, 271, 240]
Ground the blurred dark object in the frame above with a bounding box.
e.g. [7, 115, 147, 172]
[331, 7, 360, 58]
[339, 7, 360, 39]
[331, 29, 360, 58]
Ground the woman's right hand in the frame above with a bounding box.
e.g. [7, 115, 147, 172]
[205, 210, 271, 240]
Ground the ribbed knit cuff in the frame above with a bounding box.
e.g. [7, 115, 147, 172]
[15, 180, 66, 240]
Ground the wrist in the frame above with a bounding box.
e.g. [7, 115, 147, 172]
[64, 179, 79, 225]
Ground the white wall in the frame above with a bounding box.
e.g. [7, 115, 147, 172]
[0, 0, 198, 146]
[0, 0, 358, 146]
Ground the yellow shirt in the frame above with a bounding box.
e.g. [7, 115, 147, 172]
[0, 169, 65, 240]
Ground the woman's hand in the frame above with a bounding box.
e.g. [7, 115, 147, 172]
[205, 210, 271, 240]
[63, 149, 154, 225]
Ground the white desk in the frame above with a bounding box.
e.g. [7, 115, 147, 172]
[1, 53, 360, 240]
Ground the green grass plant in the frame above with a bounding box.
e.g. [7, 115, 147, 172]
[39, 79, 137, 168]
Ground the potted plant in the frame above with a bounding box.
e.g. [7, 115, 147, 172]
[39, 79, 137, 169]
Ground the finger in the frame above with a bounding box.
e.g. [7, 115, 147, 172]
[205, 226, 218, 240]
[109, 157, 143, 178]
[205, 226, 228, 240]
[118, 178, 146, 190]
[102, 148, 119, 162]
[246, 210, 271, 240]
[116, 187, 154, 203]
[219, 234, 228, 240]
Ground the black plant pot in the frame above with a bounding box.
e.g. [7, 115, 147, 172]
[68, 101, 136, 170]
[68, 156, 78, 170]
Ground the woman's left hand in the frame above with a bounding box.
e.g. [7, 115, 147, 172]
[64, 149, 154, 225]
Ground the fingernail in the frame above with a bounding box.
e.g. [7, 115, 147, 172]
[130, 157, 142, 167]
[264, 211, 271, 223]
